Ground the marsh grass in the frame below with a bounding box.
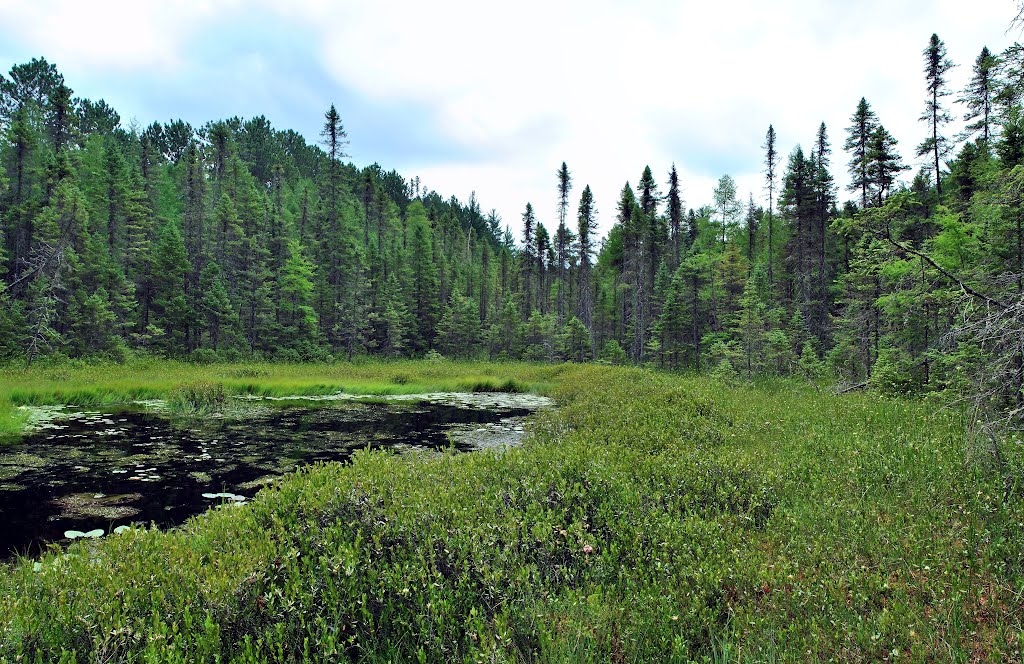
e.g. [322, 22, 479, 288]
[0, 359, 557, 435]
[166, 382, 228, 415]
[0, 364, 1021, 661]
[0, 397, 26, 441]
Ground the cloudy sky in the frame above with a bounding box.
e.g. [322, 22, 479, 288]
[0, 0, 1019, 236]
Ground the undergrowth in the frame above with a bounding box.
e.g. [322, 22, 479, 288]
[0, 364, 1021, 661]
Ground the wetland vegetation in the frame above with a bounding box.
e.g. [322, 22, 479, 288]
[1, 8, 1024, 660]
[0, 361, 1022, 661]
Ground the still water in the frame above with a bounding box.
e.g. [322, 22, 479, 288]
[0, 393, 549, 558]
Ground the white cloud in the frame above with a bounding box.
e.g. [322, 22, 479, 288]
[285, 0, 1019, 233]
[0, 0, 230, 73]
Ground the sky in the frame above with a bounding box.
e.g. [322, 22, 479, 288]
[0, 0, 1020, 238]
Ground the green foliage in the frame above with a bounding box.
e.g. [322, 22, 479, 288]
[2, 53, 1024, 427]
[599, 339, 627, 365]
[436, 295, 480, 358]
[0, 364, 1020, 661]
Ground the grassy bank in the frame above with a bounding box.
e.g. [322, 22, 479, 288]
[0, 397, 27, 440]
[0, 359, 561, 432]
[0, 364, 1021, 661]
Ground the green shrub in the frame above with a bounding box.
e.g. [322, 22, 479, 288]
[190, 348, 220, 365]
[0, 362, 1018, 661]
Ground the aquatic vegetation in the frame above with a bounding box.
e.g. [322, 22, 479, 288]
[62, 529, 103, 540]
[0, 363, 1019, 660]
[0, 398, 27, 441]
[167, 381, 228, 415]
[0, 360, 560, 436]
[0, 392, 541, 557]
[201, 492, 247, 502]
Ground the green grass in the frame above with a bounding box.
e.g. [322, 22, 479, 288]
[0, 359, 561, 433]
[0, 363, 1021, 661]
[0, 397, 27, 441]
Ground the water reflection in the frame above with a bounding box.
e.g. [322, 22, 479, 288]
[0, 394, 547, 558]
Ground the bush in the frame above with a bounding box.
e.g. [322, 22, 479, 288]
[599, 339, 627, 365]
[190, 348, 220, 365]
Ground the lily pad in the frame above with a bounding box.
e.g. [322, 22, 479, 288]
[202, 492, 246, 502]
[64, 529, 104, 540]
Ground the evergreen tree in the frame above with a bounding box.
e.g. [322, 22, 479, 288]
[520, 202, 536, 315]
[960, 46, 997, 144]
[763, 125, 778, 286]
[555, 162, 572, 322]
[148, 219, 193, 354]
[712, 174, 740, 245]
[278, 239, 319, 345]
[844, 98, 879, 209]
[918, 33, 956, 198]
[667, 164, 683, 268]
[405, 201, 440, 353]
[198, 261, 237, 352]
[576, 185, 596, 351]
[868, 125, 908, 206]
[437, 294, 481, 358]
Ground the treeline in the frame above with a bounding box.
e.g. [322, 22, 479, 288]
[1, 37, 1022, 410]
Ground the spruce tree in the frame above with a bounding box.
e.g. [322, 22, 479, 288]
[918, 33, 955, 198]
[844, 98, 879, 209]
[148, 219, 193, 354]
[960, 46, 997, 145]
[667, 164, 683, 268]
[576, 185, 596, 345]
[763, 125, 777, 287]
[555, 162, 572, 322]
[520, 202, 536, 315]
[868, 125, 907, 206]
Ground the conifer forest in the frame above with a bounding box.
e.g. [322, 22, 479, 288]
[2, 8, 1024, 662]
[2, 36, 1024, 417]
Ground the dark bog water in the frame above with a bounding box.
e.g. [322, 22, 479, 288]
[0, 393, 547, 559]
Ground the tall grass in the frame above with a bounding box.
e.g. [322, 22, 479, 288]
[0, 364, 1020, 660]
[0, 397, 26, 440]
[0, 359, 562, 434]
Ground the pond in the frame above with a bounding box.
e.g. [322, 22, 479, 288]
[0, 392, 550, 559]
